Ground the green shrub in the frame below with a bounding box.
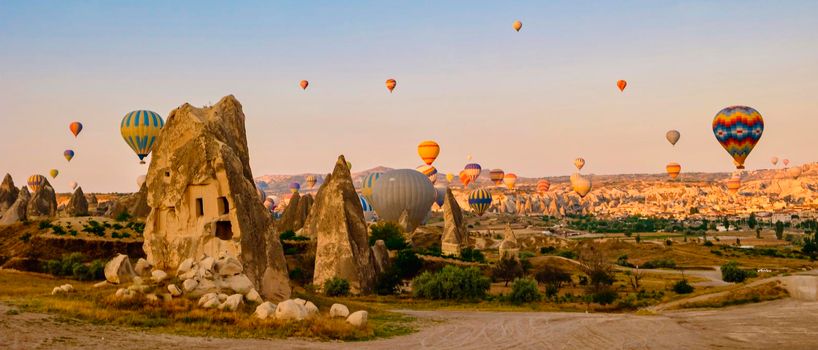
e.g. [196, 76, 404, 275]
[721, 261, 748, 283]
[556, 250, 577, 259]
[88, 260, 105, 280]
[539, 246, 556, 254]
[323, 277, 350, 297]
[641, 259, 676, 269]
[51, 225, 66, 236]
[115, 211, 131, 222]
[492, 256, 524, 286]
[704, 240, 714, 247]
[38, 220, 53, 229]
[72, 263, 93, 281]
[394, 249, 422, 278]
[19, 232, 32, 243]
[369, 222, 408, 250]
[279, 230, 297, 240]
[375, 268, 403, 295]
[412, 265, 490, 300]
[68, 230, 78, 237]
[508, 278, 541, 304]
[672, 279, 694, 294]
[590, 286, 618, 305]
[460, 248, 485, 263]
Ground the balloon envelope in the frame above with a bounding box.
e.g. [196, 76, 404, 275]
[64, 149, 75, 162]
[666, 130, 680, 146]
[468, 188, 492, 216]
[512, 20, 522, 32]
[459, 170, 471, 187]
[783, 159, 790, 167]
[574, 158, 585, 171]
[288, 182, 300, 194]
[617, 80, 627, 91]
[49, 169, 59, 179]
[489, 169, 505, 185]
[434, 185, 447, 207]
[27, 174, 46, 193]
[416, 164, 438, 184]
[788, 167, 802, 179]
[361, 172, 383, 203]
[536, 179, 550, 194]
[445, 172, 454, 183]
[417, 140, 440, 165]
[572, 173, 592, 198]
[464, 163, 482, 182]
[370, 169, 436, 230]
[712, 106, 764, 170]
[386, 79, 397, 93]
[666, 162, 681, 179]
[726, 176, 741, 194]
[121, 110, 164, 164]
[770, 157, 779, 166]
[300, 80, 309, 90]
[68, 181, 78, 190]
[69, 122, 83, 137]
[305, 175, 317, 189]
[503, 173, 518, 190]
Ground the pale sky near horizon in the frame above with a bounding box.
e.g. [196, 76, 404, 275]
[2, 0, 818, 192]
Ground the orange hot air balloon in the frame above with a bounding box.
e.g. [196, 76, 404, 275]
[503, 173, 518, 190]
[726, 175, 741, 194]
[459, 170, 471, 187]
[386, 79, 397, 93]
[69, 122, 83, 137]
[617, 80, 627, 92]
[536, 179, 550, 194]
[512, 20, 522, 32]
[299, 80, 309, 90]
[417, 140, 440, 165]
[666, 162, 681, 179]
[446, 172, 454, 183]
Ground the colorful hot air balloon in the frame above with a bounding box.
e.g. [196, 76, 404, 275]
[666, 162, 681, 180]
[712, 106, 764, 170]
[64, 150, 75, 162]
[49, 169, 59, 179]
[305, 175, 317, 189]
[121, 110, 165, 164]
[574, 158, 585, 171]
[726, 175, 741, 194]
[417, 140, 440, 166]
[770, 157, 779, 166]
[468, 189, 492, 216]
[370, 169, 436, 230]
[617, 80, 627, 92]
[489, 169, 505, 185]
[361, 172, 383, 203]
[416, 164, 438, 184]
[289, 182, 301, 194]
[69, 122, 83, 137]
[68, 181, 78, 190]
[572, 173, 592, 198]
[446, 172, 455, 183]
[27, 174, 46, 193]
[137, 175, 147, 188]
[536, 179, 550, 194]
[359, 194, 373, 213]
[503, 173, 518, 190]
[783, 159, 790, 167]
[666, 130, 680, 146]
[459, 170, 471, 187]
[433, 185, 447, 207]
[386, 79, 397, 93]
[464, 163, 482, 182]
[512, 20, 522, 32]
[264, 198, 276, 212]
[300, 80, 309, 90]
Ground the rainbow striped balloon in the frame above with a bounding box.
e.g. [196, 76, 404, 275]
[416, 164, 438, 184]
[121, 110, 164, 164]
[489, 169, 505, 185]
[536, 179, 550, 194]
[464, 163, 482, 182]
[27, 174, 46, 193]
[468, 188, 492, 216]
[712, 106, 764, 170]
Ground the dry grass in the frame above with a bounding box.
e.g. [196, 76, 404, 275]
[678, 281, 789, 309]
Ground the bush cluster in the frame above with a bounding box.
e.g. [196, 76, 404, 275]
[43, 253, 105, 281]
[412, 265, 490, 300]
[323, 277, 351, 297]
[672, 279, 694, 294]
[508, 278, 541, 304]
[721, 261, 748, 283]
[368, 222, 408, 250]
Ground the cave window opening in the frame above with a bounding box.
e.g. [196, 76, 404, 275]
[218, 196, 229, 215]
[215, 221, 233, 240]
[195, 198, 204, 217]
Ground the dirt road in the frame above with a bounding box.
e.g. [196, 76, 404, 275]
[3, 299, 818, 350]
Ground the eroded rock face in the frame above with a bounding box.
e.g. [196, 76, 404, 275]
[441, 187, 467, 257]
[0, 174, 19, 214]
[309, 155, 376, 294]
[0, 187, 29, 225]
[26, 181, 57, 218]
[278, 192, 313, 233]
[142, 95, 290, 301]
[370, 240, 390, 275]
[499, 223, 519, 259]
[65, 187, 89, 217]
[104, 183, 149, 219]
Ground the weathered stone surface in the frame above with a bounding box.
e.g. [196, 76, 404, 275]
[499, 223, 519, 259]
[151, 269, 168, 283]
[51, 284, 75, 295]
[134, 258, 152, 277]
[104, 254, 135, 284]
[86, 194, 98, 206]
[183, 278, 199, 293]
[0, 187, 29, 225]
[329, 303, 350, 318]
[219, 294, 244, 311]
[441, 188, 467, 257]
[198, 292, 218, 307]
[0, 174, 19, 214]
[65, 187, 89, 217]
[371, 240, 390, 275]
[141, 95, 290, 301]
[275, 299, 307, 321]
[214, 255, 243, 276]
[221, 274, 253, 294]
[308, 155, 376, 294]
[26, 180, 57, 218]
[278, 192, 313, 233]
[104, 183, 149, 219]
[245, 288, 262, 304]
[167, 284, 182, 297]
[346, 310, 368, 328]
[176, 258, 194, 276]
[304, 301, 319, 317]
[254, 301, 277, 319]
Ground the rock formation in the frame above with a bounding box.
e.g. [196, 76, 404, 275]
[65, 187, 89, 217]
[370, 240, 390, 274]
[0, 187, 29, 225]
[26, 180, 57, 218]
[0, 174, 19, 214]
[278, 192, 313, 233]
[142, 95, 290, 301]
[104, 183, 149, 219]
[499, 223, 520, 259]
[86, 194, 98, 206]
[441, 187, 467, 257]
[308, 155, 376, 294]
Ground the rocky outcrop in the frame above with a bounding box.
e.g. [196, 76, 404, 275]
[0, 187, 29, 225]
[0, 174, 19, 214]
[26, 181, 57, 218]
[278, 192, 313, 233]
[370, 240, 390, 274]
[65, 187, 89, 217]
[86, 194, 98, 206]
[104, 254, 136, 284]
[498, 224, 519, 259]
[441, 187, 467, 257]
[142, 95, 290, 301]
[309, 155, 376, 294]
[104, 183, 149, 219]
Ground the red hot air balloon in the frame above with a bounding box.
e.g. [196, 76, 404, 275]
[617, 80, 627, 92]
[300, 80, 309, 90]
[69, 122, 83, 137]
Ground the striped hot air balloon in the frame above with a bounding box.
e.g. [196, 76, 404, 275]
[536, 179, 550, 194]
[417, 140, 440, 166]
[359, 194, 374, 212]
[361, 172, 382, 203]
[27, 174, 47, 193]
[69, 122, 83, 137]
[468, 188, 492, 216]
[503, 173, 518, 190]
[416, 164, 438, 184]
[370, 169, 436, 230]
[64, 150, 75, 162]
[459, 170, 471, 187]
[666, 162, 681, 179]
[712, 106, 764, 170]
[305, 175, 317, 189]
[289, 182, 301, 194]
[574, 158, 585, 171]
[121, 110, 165, 164]
[489, 169, 505, 185]
[464, 163, 482, 182]
[726, 175, 741, 194]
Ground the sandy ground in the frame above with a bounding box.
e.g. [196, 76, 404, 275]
[3, 299, 818, 350]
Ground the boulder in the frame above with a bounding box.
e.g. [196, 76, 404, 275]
[275, 299, 308, 321]
[304, 301, 319, 317]
[441, 187, 467, 257]
[182, 278, 199, 293]
[134, 258, 152, 277]
[64, 187, 89, 217]
[51, 284, 75, 295]
[219, 294, 244, 311]
[141, 95, 290, 301]
[176, 257, 194, 276]
[145, 293, 159, 302]
[254, 301, 277, 319]
[307, 155, 376, 294]
[245, 288, 262, 304]
[104, 254, 135, 284]
[214, 255, 243, 276]
[0, 174, 19, 214]
[346, 310, 368, 328]
[202, 297, 221, 309]
[0, 187, 29, 225]
[329, 303, 350, 318]
[26, 181, 57, 218]
[218, 293, 229, 302]
[167, 284, 182, 297]
[221, 274, 254, 294]
[198, 292, 219, 307]
[370, 240, 390, 275]
[499, 223, 519, 259]
[151, 270, 168, 283]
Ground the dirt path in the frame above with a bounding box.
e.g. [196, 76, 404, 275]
[4, 299, 818, 349]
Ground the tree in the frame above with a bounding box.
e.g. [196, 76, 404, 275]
[635, 234, 641, 243]
[492, 256, 524, 286]
[535, 264, 572, 297]
[802, 233, 818, 258]
[775, 221, 785, 240]
[721, 261, 748, 283]
[369, 222, 408, 250]
[748, 213, 757, 229]
[578, 244, 616, 304]
[756, 227, 761, 239]
[508, 278, 542, 304]
[672, 279, 694, 294]
[624, 266, 644, 291]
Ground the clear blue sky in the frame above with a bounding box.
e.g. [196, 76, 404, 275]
[2, 1, 817, 192]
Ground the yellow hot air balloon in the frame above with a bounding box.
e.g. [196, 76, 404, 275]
[666, 162, 681, 179]
[417, 140, 440, 165]
[305, 175, 317, 189]
[574, 158, 585, 171]
[512, 20, 522, 32]
[726, 175, 741, 194]
[446, 172, 454, 183]
[386, 79, 397, 93]
[49, 169, 59, 179]
[121, 110, 165, 164]
[27, 174, 47, 193]
[572, 173, 592, 198]
[503, 173, 517, 190]
[787, 166, 802, 179]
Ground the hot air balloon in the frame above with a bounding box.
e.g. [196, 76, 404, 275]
[666, 130, 680, 146]
[536, 179, 550, 194]
[300, 80, 309, 90]
[572, 173, 592, 198]
[137, 175, 147, 189]
[416, 164, 438, 184]
[446, 172, 454, 183]
[503, 173, 518, 190]
[49, 169, 59, 179]
[464, 163, 482, 182]
[417, 140, 440, 165]
[27, 174, 46, 193]
[305, 175, 317, 189]
[459, 170, 471, 187]
[489, 169, 505, 185]
[264, 198, 276, 212]
[359, 194, 374, 213]
[289, 182, 301, 194]
[787, 167, 802, 179]
[257, 187, 267, 202]
[68, 181, 78, 190]
[64, 150, 75, 162]
[712, 106, 764, 170]
[386, 79, 397, 93]
[434, 185, 447, 207]
[726, 175, 741, 194]
[574, 158, 585, 171]
[370, 169, 436, 230]
[361, 172, 382, 203]
[770, 157, 779, 166]
[468, 189, 493, 216]
[69, 122, 83, 137]
[617, 80, 627, 92]
[666, 162, 681, 179]
[121, 110, 165, 164]
[783, 159, 790, 167]
[512, 20, 522, 32]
